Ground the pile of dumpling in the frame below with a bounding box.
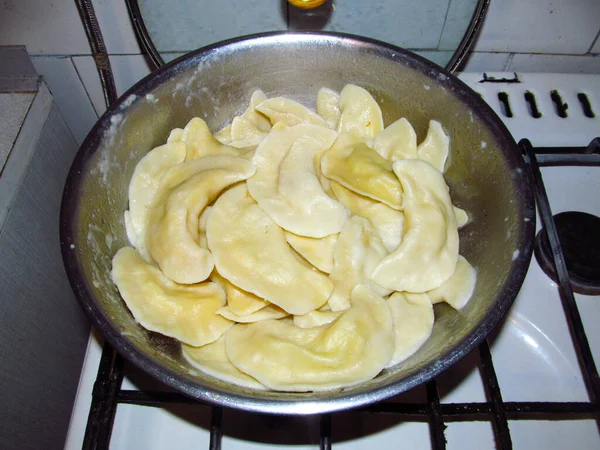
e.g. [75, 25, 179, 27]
[111, 85, 477, 392]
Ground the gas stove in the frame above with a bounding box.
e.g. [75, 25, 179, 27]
[64, 72, 600, 450]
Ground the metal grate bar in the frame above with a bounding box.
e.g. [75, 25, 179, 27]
[522, 139, 600, 409]
[82, 344, 124, 450]
[426, 381, 447, 449]
[479, 341, 512, 449]
[209, 407, 223, 450]
[320, 414, 332, 450]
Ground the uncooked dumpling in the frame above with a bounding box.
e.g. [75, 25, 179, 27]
[210, 271, 269, 317]
[111, 247, 232, 347]
[225, 284, 394, 391]
[386, 292, 434, 367]
[256, 97, 328, 128]
[417, 120, 449, 172]
[321, 133, 403, 209]
[454, 206, 469, 228]
[328, 216, 391, 311]
[146, 155, 255, 284]
[248, 124, 348, 237]
[293, 309, 342, 328]
[428, 255, 477, 310]
[182, 336, 266, 390]
[330, 181, 403, 252]
[217, 304, 288, 323]
[370, 159, 459, 292]
[215, 90, 271, 148]
[372, 118, 418, 161]
[206, 184, 334, 315]
[316, 87, 340, 129]
[125, 141, 186, 258]
[181, 117, 246, 160]
[337, 84, 384, 139]
[285, 232, 337, 274]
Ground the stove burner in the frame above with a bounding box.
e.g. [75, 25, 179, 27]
[534, 211, 600, 295]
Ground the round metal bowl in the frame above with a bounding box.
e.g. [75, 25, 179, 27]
[61, 32, 536, 415]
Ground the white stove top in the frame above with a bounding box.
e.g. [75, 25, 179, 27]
[64, 73, 600, 450]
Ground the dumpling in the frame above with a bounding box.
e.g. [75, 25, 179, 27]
[370, 159, 459, 292]
[293, 309, 342, 328]
[316, 87, 340, 129]
[206, 184, 334, 315]
[181, 117, 248, 160]
[337, 84, 384, 139]
[182, 336, 266, 390]
[372, 118, 418, 161]
[321, 133, 403, 209]
[225, 284, 394, 391]
[386, 292, 434, 367]
[215, 90, 271, 148]
[247, 124, 348, 238]
[454, 206, 469, 228]
[167, 128, 184, 143]
[417, 120, 449, 173]
[285, 232, 337, 274]
[330, 181, 403, 252]
[111, 247, 232, 347]
[328, 216, 391, 311]
[210, 271, 269, 317]
[427, 255, 477, 310]
[217, 304, 288, 323]
[256, 97, 328, 128]
[124, 141, 186, 258]
[146, 155, 255, 284]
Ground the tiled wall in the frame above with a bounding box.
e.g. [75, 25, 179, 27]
[1, 0, 599, 144]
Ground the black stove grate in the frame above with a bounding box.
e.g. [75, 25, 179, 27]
[73, 1, 600, 448]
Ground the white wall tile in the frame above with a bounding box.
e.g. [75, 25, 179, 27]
[92, 0, 142, 54]
[31, 57, 98, 145]
[459, 52, 511, 72]
[472, 0, 600, 54]
[438, 0, 479, 51]
[72, 55, 153, 115]
[414, 51, 454, 68]
[508, 53, 600, 74]
[137, 0, 287, 53]
[591, 34, 600, 53]
[0, 0, 90, 55]
[289, 0, 450, 50]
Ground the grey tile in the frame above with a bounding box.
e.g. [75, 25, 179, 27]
[507, 53, 600, 74]
[0, 46, 39, 92]
[30, 57, 98, 144]
[472, 0, 600, 54]
[92, 0, 143, 54]
[72, 55, 153, 116]
[289, 0, 450, 50]
[458, 52, 511, 72]
[591, 32, 600, 53]
[438, 0, 479, 51]
[137, 0, 287, 53]
[415, 50, 454, 68]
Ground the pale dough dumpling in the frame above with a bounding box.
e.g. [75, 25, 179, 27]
[370, 159, 459, 292]
[330, 181, 403, 252]
[386, 292, 434, 367]
[225, 284, 394, 391]
[182, 336, 266, 390]
[285, 232, 337, 274]
[215, 90, 271, 148]
[111, 247, 232, 347]
[181, 117, 246, 160]
[427, 255, 477, 310]
[337, 84, 384, 139]
[256, 97, 328, 128]
[328, 216, 391, 311]
[167, 128, 184, 143]
[206, 184, 334, 315]
[293, 309, 342, 329]
[316, 87, 340, 129]
[417, 120, 449, 173]
[217, 304, 288, 323]
[454, 206, 469, 228]
[124, 141, 186, 258]
[247, 124, 348, 238]
[372, 118, 418, 161]
[146, 155, 255, 284]
[321, 133, 403, 209]
[210, 271, 269, 317]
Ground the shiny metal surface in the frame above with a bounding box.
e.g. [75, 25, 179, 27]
[61, 32, 535, 414]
